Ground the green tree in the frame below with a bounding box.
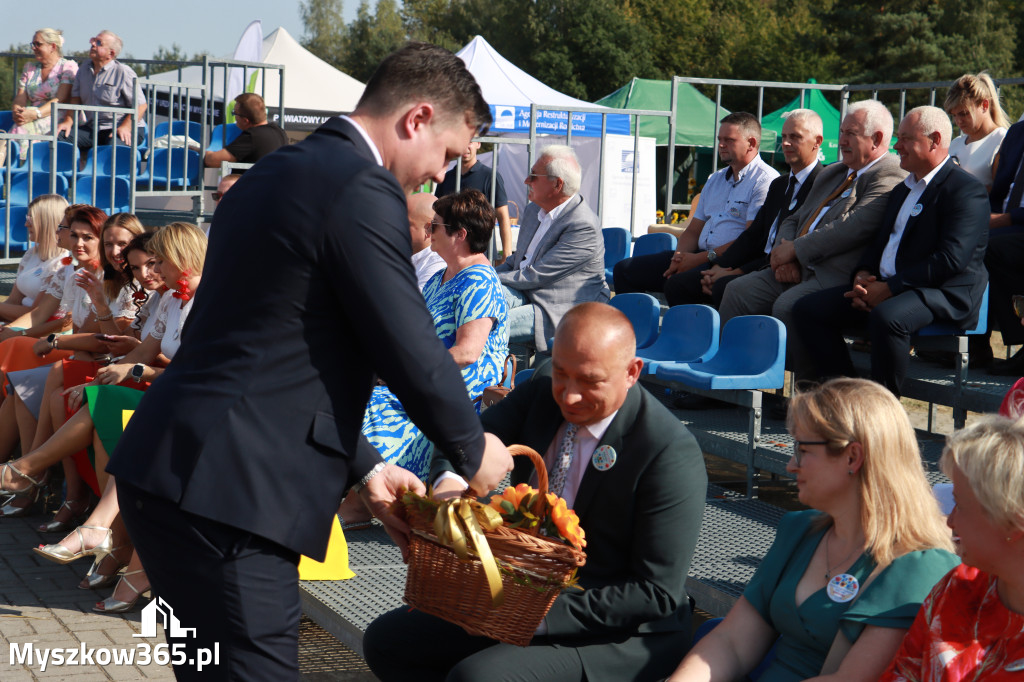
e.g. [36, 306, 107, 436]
[342, 0, 408, 82]
[300, 0, 348, 69]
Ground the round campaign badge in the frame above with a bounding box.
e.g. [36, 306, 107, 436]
[1005, 659, 1024, 673]
[729, 206, 741, 218]
[910, 203, 923, 217]
[840, 188, 853, 199]
[826, 573, 860, 603]
[789, 199, 798, 211]
[591, 445, 617, 471]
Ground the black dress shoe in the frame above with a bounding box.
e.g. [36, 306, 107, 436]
[989, 349, 1024, 376]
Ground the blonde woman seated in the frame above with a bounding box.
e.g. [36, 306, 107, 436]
[880, 414, 1024, 681]
[668, 378, 959, 682]
[0, 223, 205, 611]
[0, 195, 69, 322]
[944, 72, 1009, 191]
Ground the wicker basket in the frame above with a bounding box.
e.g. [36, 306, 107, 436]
[402, 445, 586, 646]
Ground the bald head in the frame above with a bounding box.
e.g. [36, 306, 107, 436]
[551, 303, 642, 425]
[407, 192, 436, 253]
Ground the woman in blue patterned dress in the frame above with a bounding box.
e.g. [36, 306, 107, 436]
[342, 189, 508, 526]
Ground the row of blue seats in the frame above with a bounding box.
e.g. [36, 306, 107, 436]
[611, 293, 786, 391]
[602, 228, 676, 285]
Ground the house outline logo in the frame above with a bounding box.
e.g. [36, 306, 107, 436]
[134, 597, 197, 639]
[493, 105, 516, 130]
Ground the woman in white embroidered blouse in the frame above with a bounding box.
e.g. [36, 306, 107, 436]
[0, 195, 69, 322]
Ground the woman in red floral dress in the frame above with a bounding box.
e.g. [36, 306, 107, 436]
[881, 414, 1024, 681]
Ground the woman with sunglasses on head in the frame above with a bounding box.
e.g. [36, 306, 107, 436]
[668, 378, 958, 682]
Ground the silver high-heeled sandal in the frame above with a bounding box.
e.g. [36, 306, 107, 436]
[0, 461, 48, 497]
[93, 570, 150, 613]
[33, 525, 113, 576]
[79, 545, 129, 590]
[0, 487, 41, 517]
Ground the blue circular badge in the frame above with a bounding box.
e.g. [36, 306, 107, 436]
[591, 445, 617, 471]
[910, 203, 923, 217]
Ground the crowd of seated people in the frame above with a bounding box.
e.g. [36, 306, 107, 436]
[3, 47, 1024, 682]
[0, 221, 204, 611]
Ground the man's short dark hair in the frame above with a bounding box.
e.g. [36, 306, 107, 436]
[357, 42, 491, 135]
[720, 111, 762, 145]
[234, 93, 267, 124]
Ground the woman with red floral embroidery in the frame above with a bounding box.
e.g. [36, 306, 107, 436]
[881, 414, 1024, 682]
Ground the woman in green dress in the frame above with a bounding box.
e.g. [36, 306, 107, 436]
[668, 378, 959, 682]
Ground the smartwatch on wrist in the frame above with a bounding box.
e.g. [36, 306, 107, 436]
[47, 333, 58, 349]
[130, 363, 146, 383]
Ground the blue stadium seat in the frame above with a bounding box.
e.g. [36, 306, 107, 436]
[917, 285, 989, 336]
[136, 148, 201, 189]
[610, 293, 661, 350]
[602, 227, 631, 287]
[638, 304, 719, 374]
[0, 172, 69, 207]
[0, 206, 31, 251]
[632, 232, 677, 258]
[0, 110, 14, 131]
[73, 176, 131, 214]
[655, 315, 785, 390]
[153, 120, 203, 144]
[16, 141, 78, 177]
[207, 123, 242, 152]
[514, 368, 534, 386]
[80, 145, 141, 180]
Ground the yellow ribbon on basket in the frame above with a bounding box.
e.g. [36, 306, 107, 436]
[433, 497, 506, 606]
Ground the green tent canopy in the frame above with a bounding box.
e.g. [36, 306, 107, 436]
[596, 77, 776, 149]
[760, 83, 842, 164]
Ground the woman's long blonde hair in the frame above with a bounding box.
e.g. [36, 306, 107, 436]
[27, 194, 67, 261]
[944, 72, 1010, 130]
[788, 378, 955, 567]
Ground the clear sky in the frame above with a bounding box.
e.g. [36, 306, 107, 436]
[0, 1, 360, 60]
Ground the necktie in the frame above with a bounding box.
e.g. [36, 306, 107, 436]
[766, 175, 798, 251]
[1006, 156, 1024, 213]
[549, 423, 579, 499]
[798, 170, 857, 238]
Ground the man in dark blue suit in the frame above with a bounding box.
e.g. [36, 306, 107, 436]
[984, 120, 1024, 374]
[363, 303, 707, 681]
[793, 106, 989, 396]
[109, 43, 514, 680]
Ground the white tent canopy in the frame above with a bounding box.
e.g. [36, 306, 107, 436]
[152, 27, 365, 131]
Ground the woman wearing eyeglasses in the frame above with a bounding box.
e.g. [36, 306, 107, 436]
[9, 29, 78, 160]
[667, 378, 958, 682]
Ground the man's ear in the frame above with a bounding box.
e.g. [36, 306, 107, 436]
[625, 357, 643, 386]
[399, 102, 436, 139]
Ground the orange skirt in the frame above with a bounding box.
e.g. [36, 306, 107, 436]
[0, 336, 72, 398]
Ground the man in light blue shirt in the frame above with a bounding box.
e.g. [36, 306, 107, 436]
[613, 112, 777, 296]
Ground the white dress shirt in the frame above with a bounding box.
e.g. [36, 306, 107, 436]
[765, 160, 817, 254]
[803, 153, 887, 236]
[880, 156, 950, 278]
[519, 195, 575, 269]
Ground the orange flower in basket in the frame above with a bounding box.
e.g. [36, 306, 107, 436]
[545, 494, 586, 549]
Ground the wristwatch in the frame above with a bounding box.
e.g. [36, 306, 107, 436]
[707, 248, 719, 264]
[130, 363, 146, 383]
[47, 333, 59, 349]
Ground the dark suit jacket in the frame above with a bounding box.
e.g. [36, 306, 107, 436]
[990, 119, 1024, 226]
[108, 118, 487, 559]
[718, 162, 822, 272]
[857, 159, 990, 327]
[432, 373, 707, 681]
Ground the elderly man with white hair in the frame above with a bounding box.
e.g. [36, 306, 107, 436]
[718, 99, 907, 378]
[793, 105, 990, 396]
[56, 29, 146, 150]
[496, 144, 608, 362]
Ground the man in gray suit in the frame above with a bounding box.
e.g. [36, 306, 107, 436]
[719, 100, 907, 376]
[497, 144, 608, 361]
